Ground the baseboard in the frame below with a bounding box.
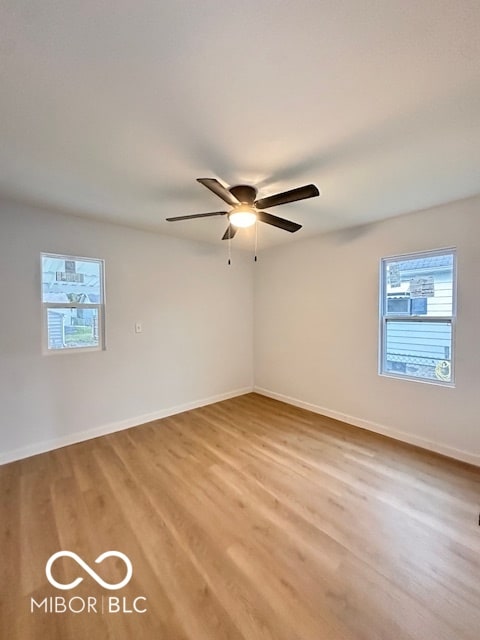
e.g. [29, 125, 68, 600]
[0, 386, 254, 466]
[254, 386, 480, 467]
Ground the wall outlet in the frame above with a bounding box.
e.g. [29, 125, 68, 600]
[135, 322, 142, 334]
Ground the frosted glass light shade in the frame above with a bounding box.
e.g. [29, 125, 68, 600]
[229, 208, 257, 228]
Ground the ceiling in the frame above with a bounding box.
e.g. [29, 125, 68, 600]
[1, 1, 480, 249]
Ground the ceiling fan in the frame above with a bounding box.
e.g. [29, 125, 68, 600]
[166, 178, 320, 240]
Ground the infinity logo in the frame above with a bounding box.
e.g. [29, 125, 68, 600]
[46, 551, 133, 591]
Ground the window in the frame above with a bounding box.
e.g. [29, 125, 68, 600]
[41, 253, 105, 352]
[379, 249, 456, 385]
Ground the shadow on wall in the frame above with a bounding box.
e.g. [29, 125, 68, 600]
[330, 221, 380, 244]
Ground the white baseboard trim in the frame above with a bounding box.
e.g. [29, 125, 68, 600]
[254, 386, 480, 467]
[0, 386, 254, 466]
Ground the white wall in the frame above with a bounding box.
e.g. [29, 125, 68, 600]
[2, 195, 479, 466]
[254, 195, 480, 465]
[0, 200, 254, 463]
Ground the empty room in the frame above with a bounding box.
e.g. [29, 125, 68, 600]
[1, 2, 479, 639]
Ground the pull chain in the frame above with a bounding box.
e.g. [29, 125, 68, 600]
[228, 230, 232, 266]
[254, 220, 258, 262]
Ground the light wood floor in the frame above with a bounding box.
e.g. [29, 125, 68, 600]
[1, 393, 480, 639]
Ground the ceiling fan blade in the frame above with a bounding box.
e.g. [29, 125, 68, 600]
[257, 211, 302, 233]
[222, 224, 238, 240]
[254, 183, 319, 210]
[197, 178, 239, 206]
[166, 211, 228, 222]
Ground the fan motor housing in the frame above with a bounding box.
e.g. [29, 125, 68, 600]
[229, 185, 257, 205]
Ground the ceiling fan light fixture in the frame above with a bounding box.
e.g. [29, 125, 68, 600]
[229, 207, 257, 228]
[166, 178, 319, 239]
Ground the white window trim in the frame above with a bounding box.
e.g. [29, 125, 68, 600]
[378, 247, 457, 387]
[41, 253, 106, 355]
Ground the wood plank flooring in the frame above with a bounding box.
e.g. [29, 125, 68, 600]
[1, 392, 479, 639]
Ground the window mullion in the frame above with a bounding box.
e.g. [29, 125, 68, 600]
[385, 315, 453, 323]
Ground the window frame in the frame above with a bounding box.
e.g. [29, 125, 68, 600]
[41, 252, 106, 355]
[378, 247, 456, 387]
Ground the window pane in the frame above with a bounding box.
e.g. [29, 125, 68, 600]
[385, 252, 454, 317]
[384, 320, 452, 382]
[387, 298, 410, 314]
[42, 255, 102, 303]
[47, 308, 100, 350]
